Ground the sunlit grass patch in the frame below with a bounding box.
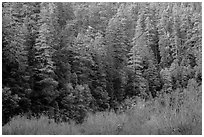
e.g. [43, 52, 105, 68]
[2, 115, 81, 135]
[80, 110, 128, 134]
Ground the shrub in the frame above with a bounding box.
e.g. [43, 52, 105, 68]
[2, 87, 20, 125]
[59, 83, 94, 123]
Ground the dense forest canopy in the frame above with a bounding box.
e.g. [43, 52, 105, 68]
[2, 2, 202, 125]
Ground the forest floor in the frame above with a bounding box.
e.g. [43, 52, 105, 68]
[2, 96, 202, 135]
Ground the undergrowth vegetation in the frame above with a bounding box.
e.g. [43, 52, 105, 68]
[3, 79, 202, 135]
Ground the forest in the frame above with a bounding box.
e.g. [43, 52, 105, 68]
[2, 2, 202, 135]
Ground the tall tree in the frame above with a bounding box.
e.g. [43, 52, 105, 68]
[2, 3, 28, 74]
[127, 12, 149, 98]
[158, 7, 173, 68]
[32, 3, 58, 109]
[104, 4, 132, 103]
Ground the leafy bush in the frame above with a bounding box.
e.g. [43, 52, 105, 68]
[59, 84, 94, 123]
[2, 87, 20, 125]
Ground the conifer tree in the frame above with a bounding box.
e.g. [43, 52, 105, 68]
[127, 12, 149, 98]
[171, 5, 181, 63]
[158, 8, 173, 68]
[2, 2, 28, 70]
[33, 3, 58, 105]
[104, 4, 133, 102]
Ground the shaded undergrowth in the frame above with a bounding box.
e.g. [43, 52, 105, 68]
[3, 85, 202, 135]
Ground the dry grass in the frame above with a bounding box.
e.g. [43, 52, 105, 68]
[2, 116, 81, 135]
